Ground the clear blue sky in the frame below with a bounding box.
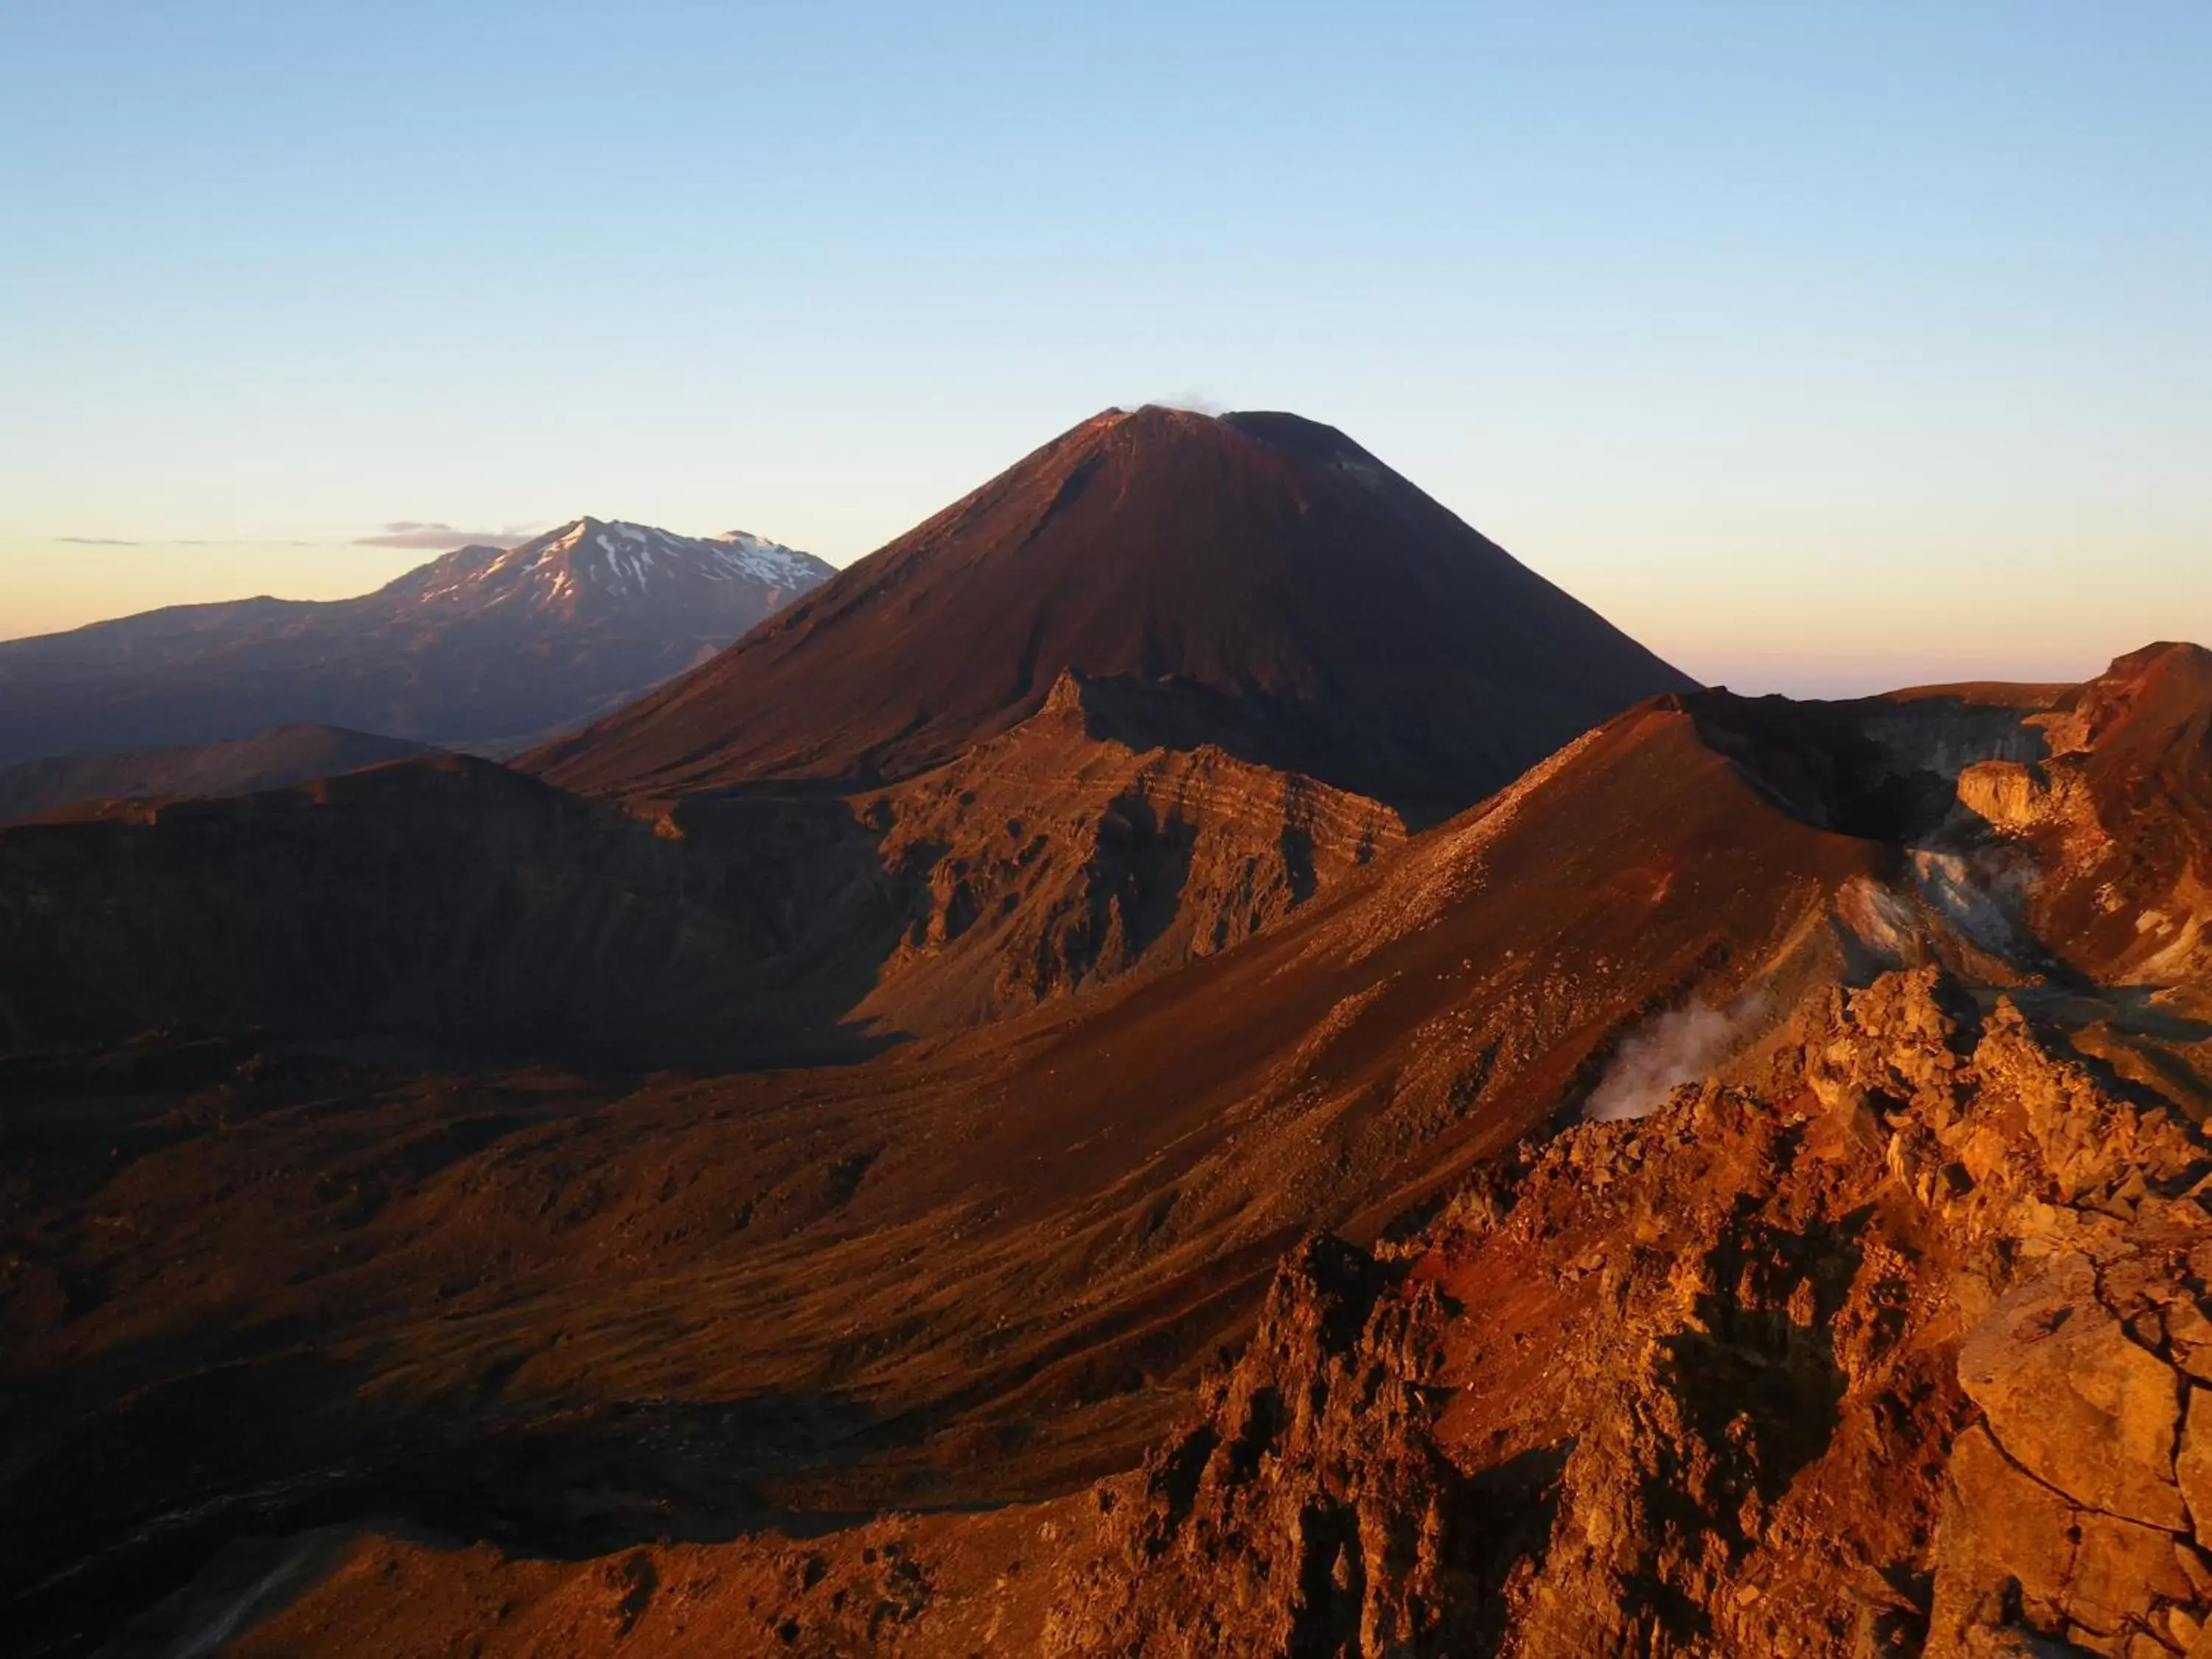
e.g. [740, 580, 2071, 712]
[2, 2, 2205, 692]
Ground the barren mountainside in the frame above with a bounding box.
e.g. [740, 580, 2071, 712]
[7, 644, 2209, 1656]
[529, 407, 1696, 820]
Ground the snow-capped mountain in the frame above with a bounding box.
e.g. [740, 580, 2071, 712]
[390, 519, 832, 618]
[0, 519, 837, 765]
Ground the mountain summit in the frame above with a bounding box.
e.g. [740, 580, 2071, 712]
[529, 406, 1696, 817]
[0, 520, 832, 764]
[387, 518, 827, 622]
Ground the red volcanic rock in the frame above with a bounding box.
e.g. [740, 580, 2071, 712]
[1957, 1261, 2188, 1532]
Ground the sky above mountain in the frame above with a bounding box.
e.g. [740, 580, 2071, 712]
[1, 2, 2205, 695]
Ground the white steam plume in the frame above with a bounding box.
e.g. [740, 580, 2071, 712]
[1585, 992, 1771, 1123]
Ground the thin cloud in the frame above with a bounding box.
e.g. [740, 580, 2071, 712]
[354, 521, 532, 551]
[58, 535, 333, 549]
[53, 525, 547, 552]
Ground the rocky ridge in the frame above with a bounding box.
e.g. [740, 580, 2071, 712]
[1048, 967, 2212, 1658]
[844, 671, 1406, 1029]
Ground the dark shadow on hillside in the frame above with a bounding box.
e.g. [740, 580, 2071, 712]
[3, 1338, 908, 1658]
[0, 763, 918, 1073]
[1685, 689, 2052, 845]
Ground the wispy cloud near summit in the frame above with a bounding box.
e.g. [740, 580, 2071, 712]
[353, 522, 535, 551]
[48, 526, 547, 557]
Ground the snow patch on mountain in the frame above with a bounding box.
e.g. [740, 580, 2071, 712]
[404, 518, 832, 613]
[543, 519, 824, 597]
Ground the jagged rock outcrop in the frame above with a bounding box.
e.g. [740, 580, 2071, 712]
[1043, 969, 2212, 1658]
[852, 674, 1405, 1029]
[1045, 1236, 1509, 1657]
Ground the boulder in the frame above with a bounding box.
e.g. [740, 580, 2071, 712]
[2177, 1387, 2212, 1542]
[1958, 1265, 2186, 1532]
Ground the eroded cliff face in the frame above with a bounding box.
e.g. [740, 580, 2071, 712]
[846, 672, 1406, 1031]
[1044, 1236, 1528, 1657]
[1046, 969, 2212, 1658]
